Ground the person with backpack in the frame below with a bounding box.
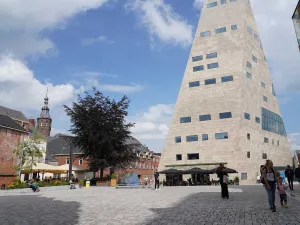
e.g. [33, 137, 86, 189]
[295, 164, 300, 187]
[285, 165, 294, 191]
[262, 160, 278, 212]
[217, 163, 229, 199]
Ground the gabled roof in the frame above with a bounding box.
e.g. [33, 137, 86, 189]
[0, 114, 28, 133]
[0, 105, 28, 122]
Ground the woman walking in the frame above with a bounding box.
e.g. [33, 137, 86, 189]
[262, 160, 278, 212]
[217, 163, 229, 199]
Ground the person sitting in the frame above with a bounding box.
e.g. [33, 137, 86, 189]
[29, 180, 40, 192]
[69, 180, 76, 189]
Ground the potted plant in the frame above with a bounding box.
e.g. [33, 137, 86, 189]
[233, 176, 239, 185]
[110, 174, 117, 187]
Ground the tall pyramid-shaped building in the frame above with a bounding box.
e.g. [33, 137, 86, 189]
[158, 0, 292, 184]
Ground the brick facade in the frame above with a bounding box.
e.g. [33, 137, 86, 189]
[54, 155, 89, 169]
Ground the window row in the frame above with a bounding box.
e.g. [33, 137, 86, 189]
[200, 24, 237, 37]
[175, 132, 229, 143]
[176, 153, 200, 161]
[207, 0, 237, 8]
[189, 75, 233, 88]
[264, 137, 280, 146]
[180, 112, 232, 123]
[244, 113, 261, 124]
[247, 25, 264, 50]
[66, 158, 83, 165]
[246, 152, 273, 160]
[192, 52, 217, 62]
[193, 62, 219, 72]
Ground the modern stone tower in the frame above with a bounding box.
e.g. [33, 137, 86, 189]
[37, 90, 52, 137]
[158, 0, 292, 184]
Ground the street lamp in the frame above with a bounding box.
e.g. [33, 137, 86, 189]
[59, 134, 75, 181]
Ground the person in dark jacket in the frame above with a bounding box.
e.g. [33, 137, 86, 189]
[285, 165, 294, 191]
[295, 164, 300, 187]
[217, 163, 229, 199]
[154, 171, 160, 190]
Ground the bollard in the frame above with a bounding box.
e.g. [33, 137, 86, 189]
[86, 178, 90, 188]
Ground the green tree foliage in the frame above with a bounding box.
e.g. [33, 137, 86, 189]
[63, 88, 137, 178]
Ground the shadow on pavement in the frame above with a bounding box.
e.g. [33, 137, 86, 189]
[0, 195, 80, 225]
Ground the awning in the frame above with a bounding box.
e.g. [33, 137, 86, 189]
[21, 163, 61, 173]
[208, 167, 238, 174]
[159, 168, 183, 174]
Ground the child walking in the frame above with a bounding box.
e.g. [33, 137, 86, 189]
[277, 177, 288, 208]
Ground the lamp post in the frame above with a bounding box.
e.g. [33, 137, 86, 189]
[59, 134, 74, 181]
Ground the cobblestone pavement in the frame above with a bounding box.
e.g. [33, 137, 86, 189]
[0, 185, 300, 225]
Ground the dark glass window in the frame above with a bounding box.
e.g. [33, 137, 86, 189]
[247, 61, 252, 69]
[262, 107, 286, 136]
[219, 112, 232, 119]
[186, 135, 198, 142]
[244, 113, 250, 120]
[216, 27, 226, 34]
[193, 65, 204, 72]
[207, 2, 218, 8]
[215, 132, 229, 140]
[200, 31, 211, 37]
[187, 153, 199, 160]
[199, 114, 211, 121]
[231, 25, 237, 30]
[260, 41, 264, 49]
[221, 75, 233, 82]
[277, 140, 279, 146]
[221, 0, 226, 4]
[175, 136, 181, 143]
[255, 117, 261, 123]
[202, 134, 208, 141]
[264, 137, 269, 143]
[247, 133, 250, 140]
[206, 52, 217, 59]
[272, 84, 276, 96]
[180, 117, 191, 123]
[264, 56, 267, 61]
[176, 154, 182, 161]
[230, 0, 237, 1]
[189, 81, 200, 88]
[247, 26, 252, 35]
[263, 96, 268, 102]
[261, 82, 265, 88]
[205, 78, 216, 85]
[241, 173, 247, 180]
[254, 33, 259, 41]
[246, 72, 252, 79]
[262, 153, 267, 159]
[247, 152, 250, 158]
[252, 55, 257, 62]
[207, 62, 219, 69]
[192, 55, 203, 62]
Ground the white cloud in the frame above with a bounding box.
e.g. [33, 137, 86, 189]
[193, 0, 204, 10]
[0, 0, 109, 57]
[81, 36, 115, 46]
[126, 0, 193, 48]
[288, 133, 300, 151]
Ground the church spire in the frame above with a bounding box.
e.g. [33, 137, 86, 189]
[40, 88, 51, 118]
[37, 88, 52, 136]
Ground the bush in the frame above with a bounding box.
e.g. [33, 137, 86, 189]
[111, 174, 116, 179]
[234, 176, 240, 182]
[7, 179, 69, 190]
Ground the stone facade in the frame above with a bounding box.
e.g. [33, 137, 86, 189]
[158, 0, 292, 184]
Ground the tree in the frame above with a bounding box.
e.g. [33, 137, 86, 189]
[63, 88, 137, 178]
[14, 128, 45, 175]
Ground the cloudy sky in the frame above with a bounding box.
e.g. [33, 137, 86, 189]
[0, 0, 299, 153]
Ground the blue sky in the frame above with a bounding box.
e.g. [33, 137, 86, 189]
[0, 0, 300, 153]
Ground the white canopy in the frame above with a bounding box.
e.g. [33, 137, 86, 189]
[22, 163, 61, 173]
[56, 164, 87, 171]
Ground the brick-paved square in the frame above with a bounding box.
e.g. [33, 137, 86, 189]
[0, 185, 300, 225]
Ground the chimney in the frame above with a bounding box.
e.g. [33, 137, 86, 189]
[29, 119, 35, 128]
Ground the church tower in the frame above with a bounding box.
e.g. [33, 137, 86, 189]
[37, 90, 52, 136]
[158, 0, 292, 184]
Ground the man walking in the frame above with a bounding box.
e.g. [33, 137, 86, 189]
[285, 165, 294, 191]
[295, 164, 300, 187]
[154, 171, 160, 190]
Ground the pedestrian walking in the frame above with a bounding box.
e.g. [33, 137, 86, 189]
[262, 160, 278, 212]
[285, 165, 294, 191]
[154, 171, 160, 190]
[295, 164, 300, 187]
[217, 163, 229, 199]
[277, 177, 288, 208]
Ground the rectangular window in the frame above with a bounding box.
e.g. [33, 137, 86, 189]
[219, 112, 232, 119]
[262, 107, 287, 136]
[207, 62, 219, 69]
[187, 153, 199, 160]
[254, 33, 259, 41]
[241, 173, 247, 180]
[215, 132, 229, 140]
[247, 152, 250, 158]
[221, 75, 233, 82]
[230, 0, 237, 2]
[260, 41, 264, 49]
[277, 140, 279, 146]
[247, 61, 252, 69]
[175, 136, 181, 143]
[247, 26, 252, 35]
[262, 153, 267, 159]
[272, 139, 274, 145]
[79, 159, 83, 165]
[193, 65, 204, 72]
[264, 56, 267, 61]
[244, 113, 250, 120]
[176, 154, 182, 161]
[199, 114, 211, 121]
[247, 133, 250, 140]
[263, 96, 268, 102]
[261, 82, 265, 88]
[264, 137, 269, 143]
[205, 78, 216, 85]
[231, 24, 237, 30]
[207, 2, 217, 8]
[66, 158, 70, 164]
[216, 27, 226, 34]
[189, 81, 200, 88]
[202, 134, 208, 141]
[192, 55, 203, 62]
[246, 72, 252, 79]
[221, 0, 226, 4]
[252, 55, 257, 62]
[272, 84, 276, 96]
[206, 52, 217, 59]
[255, 117, 261, 123]
[200, 31, 211, 37]
[186, 135, 198, 142]
[180, 116, 191, 123]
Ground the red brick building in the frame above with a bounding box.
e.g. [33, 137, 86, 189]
[0, 114, 28, 186]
